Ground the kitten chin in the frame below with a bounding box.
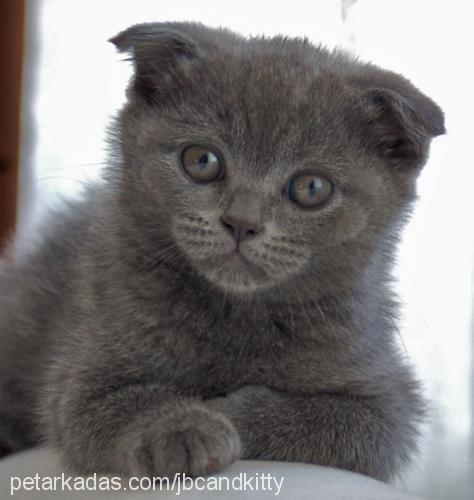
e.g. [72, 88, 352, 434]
[188, 251, 273, 293]
[175, 236, 311, 293]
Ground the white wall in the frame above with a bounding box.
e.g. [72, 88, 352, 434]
[20, 1, 473, 498]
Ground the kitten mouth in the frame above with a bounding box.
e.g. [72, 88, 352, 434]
[225, 249, 262, 272]
[228, 250, 250, 265]
[200, 250, 269, 292]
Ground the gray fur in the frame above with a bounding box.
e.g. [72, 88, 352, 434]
[0, 22, 444, 480]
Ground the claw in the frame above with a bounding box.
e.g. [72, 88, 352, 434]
[206, 457, 218, 473]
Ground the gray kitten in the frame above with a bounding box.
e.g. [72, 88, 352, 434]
[0, 22, 444, 481]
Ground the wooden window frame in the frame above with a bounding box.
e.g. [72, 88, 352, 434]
[0, 0, 25, 252]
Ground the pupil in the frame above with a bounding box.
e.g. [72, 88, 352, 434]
[197, 154, 209, 169]
[309, 179, 317, 197]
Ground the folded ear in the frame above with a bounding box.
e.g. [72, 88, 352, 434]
[360, 87, 445, 163]
[109, 23, 200, 102]
[353, 72, 445, 166]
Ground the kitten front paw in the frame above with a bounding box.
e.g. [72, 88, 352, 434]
[124, 406, 241, 478]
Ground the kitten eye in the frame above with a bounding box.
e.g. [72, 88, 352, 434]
[181, 145, 224, 183]
[287, 173, 334, 208]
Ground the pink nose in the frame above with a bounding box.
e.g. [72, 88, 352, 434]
[220, 215, 261, 247]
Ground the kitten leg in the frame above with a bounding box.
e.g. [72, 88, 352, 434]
[0, 413, 35, 457]
[41, 384, 241, 477]
[206, 384, 424, 481]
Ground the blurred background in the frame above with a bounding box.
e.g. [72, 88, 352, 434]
[0, 0, 472, 498]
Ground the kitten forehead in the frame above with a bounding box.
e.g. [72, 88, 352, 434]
[163, 51, 354, 177]
[119, 23, 444, 180]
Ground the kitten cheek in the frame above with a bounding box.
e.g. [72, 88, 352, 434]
[322, 205, 369, 245]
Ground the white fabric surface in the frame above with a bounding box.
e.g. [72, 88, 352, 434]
[0, 448, 423, 499]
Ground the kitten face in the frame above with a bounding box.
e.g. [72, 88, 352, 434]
[113, 24, 444, 295]
[168, 138, 351, 293]
[120, 97, 382, 294]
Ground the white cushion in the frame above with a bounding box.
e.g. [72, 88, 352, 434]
[0, 448, 422, 499]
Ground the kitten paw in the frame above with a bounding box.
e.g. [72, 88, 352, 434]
[124, 405, 241, 477]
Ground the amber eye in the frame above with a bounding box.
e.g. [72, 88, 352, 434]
[287, 173, 334, 208]
[181, 145, 224, 183]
